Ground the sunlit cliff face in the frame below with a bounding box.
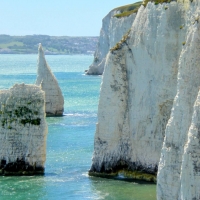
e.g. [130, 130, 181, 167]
[89, 0, 200, 199]
[36, 43, 64, 116]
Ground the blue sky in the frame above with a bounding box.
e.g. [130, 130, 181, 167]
[0, 0, 138, 36]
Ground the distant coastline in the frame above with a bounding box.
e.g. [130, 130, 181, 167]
[0, 34, 98, 55]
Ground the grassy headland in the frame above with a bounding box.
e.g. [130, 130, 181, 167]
[114, 2, 143, 18]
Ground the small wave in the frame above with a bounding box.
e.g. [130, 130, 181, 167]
[46, 177, 75, 183]
[63, 113, 74, 116]
[63, 112, 97, 117]
[60, 124, 88, 127]
[50, 123, 89, 127]
[82, 172, 89, 177]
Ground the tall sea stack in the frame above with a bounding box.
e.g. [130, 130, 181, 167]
[36, 43, 64, 116]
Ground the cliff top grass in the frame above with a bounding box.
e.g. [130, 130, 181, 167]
[143, 0, 174, 6]
[114, 2, 143, 18]
[114, 0, 175, 18]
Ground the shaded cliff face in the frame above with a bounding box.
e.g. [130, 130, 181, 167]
[90, 1, 186, 180]
[157, 1, 200, 198]
[0, 84, 47, 175]
[85, 8, 136, 75]
[181, 89, 200, 200]
[36, 44, 64, 116]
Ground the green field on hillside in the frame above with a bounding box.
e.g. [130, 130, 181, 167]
[0, 35, 98, 55]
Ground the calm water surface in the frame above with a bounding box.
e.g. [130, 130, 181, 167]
[0, 54, 156, 200]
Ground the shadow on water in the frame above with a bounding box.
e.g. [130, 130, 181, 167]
[88, 175, 156, 200]
[88, 173, 156, 184]
[44, 172, 58, 177]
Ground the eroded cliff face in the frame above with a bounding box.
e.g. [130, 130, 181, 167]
[90, 0, 200, 199]
[0, 84, 47, 175]
[86, 9, 136, 75]
[157, 1, 200, 199]
[90, 1, 186, 180]
[180, 89, 200, 200]
[36, 44, 64, 116]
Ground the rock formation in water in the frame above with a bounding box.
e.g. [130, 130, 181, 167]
[0, 84, 47, 175]
[90, 0, 200, 199]
[90, 0, 185, 181]
[85, 3, 141, 75]
[36, 43, 64, 116]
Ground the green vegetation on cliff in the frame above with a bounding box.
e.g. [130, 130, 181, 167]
[0, 34, 98, 55]
[110, 29, 131, 52]
[114, 2, 143, 18]
[114, 0, 175, 18]
[143, 0, 174, 6]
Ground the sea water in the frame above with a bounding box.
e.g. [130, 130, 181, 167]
[0, 54, 156, 200]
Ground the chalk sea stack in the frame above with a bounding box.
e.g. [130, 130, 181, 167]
[36, 43, 64, 116]
[0, 84, 47, 175]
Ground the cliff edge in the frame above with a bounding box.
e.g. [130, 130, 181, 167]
[85, 3, 141, 75]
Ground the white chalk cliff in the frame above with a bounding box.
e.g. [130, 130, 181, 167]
[157, 1, 200, 199]
[36, 44, 64, 116]
[90, 0, 200, 199]
[86, 6, 137, 75]
[90, 0, 185, 178]
[0, 84, 47, 175]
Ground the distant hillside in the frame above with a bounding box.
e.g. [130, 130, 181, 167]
[0, 35, 99, 55]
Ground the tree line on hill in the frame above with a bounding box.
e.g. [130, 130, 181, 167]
[0, 34, 98, 55]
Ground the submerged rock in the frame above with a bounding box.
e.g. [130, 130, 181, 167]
[36, 43, 64, 116]
[0, 84, 47, 175]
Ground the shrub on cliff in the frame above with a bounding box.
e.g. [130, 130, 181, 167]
[143, 0, 175, 6]
[114, 2, 143, 18]
[114, 0, 176, 18]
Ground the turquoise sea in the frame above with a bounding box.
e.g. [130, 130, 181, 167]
[0, 54, 156, 200]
